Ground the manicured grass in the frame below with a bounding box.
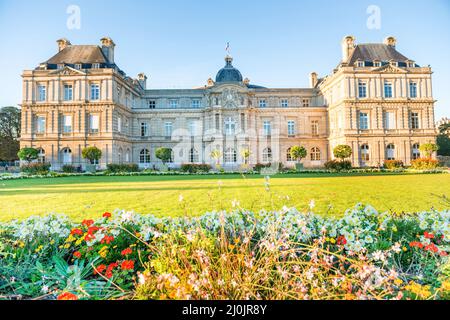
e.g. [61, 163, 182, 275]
[0, 172, 448, 221]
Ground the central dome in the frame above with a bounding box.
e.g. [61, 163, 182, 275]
[215, 55, 243, 83]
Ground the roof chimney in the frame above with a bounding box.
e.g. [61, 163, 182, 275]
[341, 35, 356, 62]
[384, 36, 397, 48]
[137, 73, 147, 90]
[56, 38, 71, 52]
[100, 37, 115, 63]
[310, 72, 318, 88]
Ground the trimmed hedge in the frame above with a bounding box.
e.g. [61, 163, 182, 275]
[106, 163, 140, 173]
[20, 162, 51, 175]
[324, 160, 352, 171]
[410, 158, 439, 170]
[180, 164, 212, 173]
[384, 160, 404, 169]
[62, 165, 77, 173]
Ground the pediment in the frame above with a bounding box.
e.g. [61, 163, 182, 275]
[49, 66, 86, 76]
[373, 64, 407, 74]
[208, 82, 248, 94]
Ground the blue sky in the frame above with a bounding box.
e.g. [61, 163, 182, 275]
[0, 0, 449, 119]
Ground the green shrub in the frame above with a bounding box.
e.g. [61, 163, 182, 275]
[20, 162, 51, 175]
[253, 163, 271, 172]
[61, 165, 77, 173]
[106, 163, 140, 173]
[180, 164, 212, 173]
[384, 160, 404, 169]
[410, 158, 439, 170]
[324, 160, 352, 171]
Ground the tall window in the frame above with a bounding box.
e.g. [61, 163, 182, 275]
[36, 116, 46, 134]
[361, 144, 370, 162]
[359, 112, 369, 130]
[62, 148, 72, 164]
[90, 84, 100, 100]
[117, 116, 122, 132]
[169, 99, 178, 108]
[311, 120, 319, 136]
[259, 99, 267, 108]
[412, 143, 420, 160]
[141, 122, 149, 137]
[224, 117, 236, 135]
[263, 121, 271, 136]
[287, 120, 296, 136]
[63, 115, 72, 133]
[189, 148, 199, 163]
[188, 120, 196, 136]
[164, 122, 173, 138]
[411, 112, 420, 129]
[358, 82, 367, 98]
[286, 147, 293, 162]
[224, 148, 237, 163]
[386, 144, 395, 160]
[64, 84, 73, 101]
[240, 113, 245, 132]
[384, 112, 395, 130]
[140, 149, 150, 164]
[409, 82, 417, 98]
[302, 99, 310, 107]
[311, 147, 321, 161]
[281, 99, 289, 107]
[215, 114, 220, 130]
[262, 148, 272, 163]
[384, 82, 393, 98]
[37, 148, 46, 163]
[148, 100, 156, 109]
[191, 99, 201, 108]
[37, 85, 46, 101]
[89, 114, 99, 133]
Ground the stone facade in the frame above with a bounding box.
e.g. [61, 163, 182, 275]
[19, 35, 437, 170]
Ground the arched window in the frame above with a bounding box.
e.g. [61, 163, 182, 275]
[262, 148, 272, 163]
[224, 148, 237, 163]
[286, 147, 293, 162]
[62, 148, 72, 164]
[386, 144, 395, 160]
[224, 117, 236, 135]
[118, 147, 123, 164]
[412, 143, 420, 160]
[311, 147, 321, 161]
[126, 149, 130, 162]
[189, 148, 199, 163]
[361, 144, 370, 162]
[37, 148, 46, 163]
[140, 149, 150, 164]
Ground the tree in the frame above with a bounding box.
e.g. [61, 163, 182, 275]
[155, 147, 172, 164]
[437, 135, 450, 156]
[81, 146, 102, 164]
[210, 149, 222, 168]
[419, 143, 439, 159]
[17, 147, 38, 164]
[333, 145, 352, 161]
[240, 149, 251, 164]
[0, 106, 21, 161]
[290, 146, 307, 163]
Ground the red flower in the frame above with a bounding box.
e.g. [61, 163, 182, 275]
[121, 260, 135, 270]
[337, 235, 347, 245]
[73, 251, 82, 259]
[82, 219, 94, 227]
[424, 231, 434, 239]
[94, 264, 106, 275]
[121, 248, 132, 256]
[70, 228, 83, 236]
[105, 262, 119, 279]
[84, 233, 95, 242]
[103, 212, 112, 218]
[57, 292, 78, 300]
[440, 251, 448, 257]
[409, 241, 424, 248]
[424, 243, 439, 253]
[101, 235, 115, 244]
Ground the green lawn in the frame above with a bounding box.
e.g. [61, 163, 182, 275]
[0, 172, 449, 222]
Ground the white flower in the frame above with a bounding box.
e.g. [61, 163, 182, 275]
[309, 199, 315, 210]
[391, 242, 401, 253]
[42, 285, 49, 293]
[231, 199, 239, 208]
[138, 273, 146, 285]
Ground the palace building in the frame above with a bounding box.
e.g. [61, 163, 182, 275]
[19, 36, 437, 170]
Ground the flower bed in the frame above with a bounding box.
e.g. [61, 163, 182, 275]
[0, 204, 449, 300]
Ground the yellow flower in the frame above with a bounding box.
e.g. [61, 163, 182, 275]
[50, 240, 55, 245]
[405, 281, 432, 299]
[392, 225, 398, 232]
[18, 241, 25, 248]
[394, 278, 403, 286]
[66, 234, 75, 243]
[402, 246, 407, 252]
[98, 246, 109, 258]
[35, 245, 44, 253]
[329, 238, 336, 244]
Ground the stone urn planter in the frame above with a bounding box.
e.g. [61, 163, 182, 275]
[295, 163, 304, 171]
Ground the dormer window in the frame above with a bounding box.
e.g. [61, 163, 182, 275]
[92, 63, 100, 69]
[389, 60, 398, 67]
[75, 64, 82, 70]
[373, 61, 381, 67]
[57, 64, 64, 70]
[356, 61, 365, 67]
[407, 61, 415, 68]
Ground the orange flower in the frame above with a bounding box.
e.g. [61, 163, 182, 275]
[70, 228, 83, 236]
[103, 212, 112, 218]
[121, 248, 132, 256]
[82, 219, 94, 227]
[94, 264, 106, 275]
[73, 251, 81, 259]
[121, 260, 135, 270]
[57, 292, 78, 300]
[101, 235, 115, 244]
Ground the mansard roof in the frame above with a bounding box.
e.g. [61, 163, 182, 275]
[45, 45, 109, 64]
[347, 43, 410, 65]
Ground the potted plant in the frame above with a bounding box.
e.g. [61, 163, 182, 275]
[290, 146, 307, 171]
[240, 149, 251, 170]
[82, 146, 102, 173]
[210, 149, 222, 170]
[155, 147, 172, 172]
